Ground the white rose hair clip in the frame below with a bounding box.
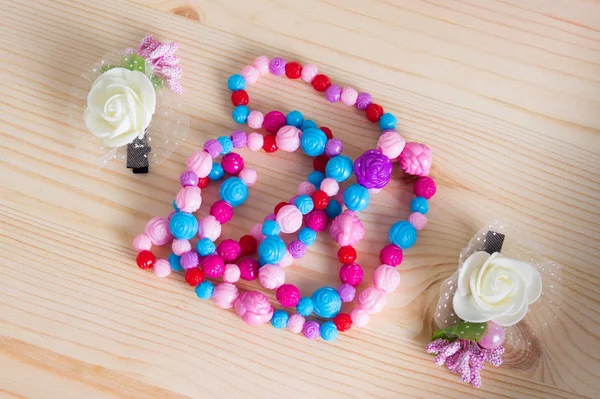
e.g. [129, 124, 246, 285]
[427, 221, 562, 388]
[68, 36, 189, 173]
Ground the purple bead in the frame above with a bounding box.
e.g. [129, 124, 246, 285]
[269, 57, 286, 76]
[338, 283, 356, 302]
[231, 130, 247, 149]
[288, 240, 307, 259]
[325, 138, 343, 157]
[353, 149, 392, 189]
[302, 320, 320, 339]
[289, 195, 299, 204]
[180, 170, 198, 187]
[180, 251, 199, 270]
[204, 139, 222, 158]
[167, 211, 176, 220]
[264, 213, 276, 222]
[325, 84, 342, 103]
[355, 92, 372, 110]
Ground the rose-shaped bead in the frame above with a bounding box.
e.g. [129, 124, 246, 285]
[238, 257, 260, 281]
[300, 128, 327, 157]
[153, 259, 171, 278]
[377, 130, 406, 160]
[145, 217, 172, 246]
[210, 200, 233, 224]
[389, 221, 417, 249]
[258, 236, 286, 265]
[217, 239, 242, 262]
[220, 177, 248, 207]
[197, 215, 221, 241]
[276, 284, 301, 307]
[234, 291, 274, 325]
[325, 155, 353, 182]
[169, 212, 198, 240]
[400, 142, 432, 176]
[263, 110, 287, 134]
[212, 282, 239, 309]
[276, 205, 303, 234]
[311, 286, 342, 318]
[287, 314, 306, 334]
[223, 263, 241, 283]
[330, 210, 365, 247]
[353, 149, 392, 189]
[302, 320, 320, 340]
[358, 287, 386, 314]
[201, 254, 225, 278]
[350, 308, 370, 327]
[305, 210, 328, 232]
[339, 262, 364, 286]
[276, 125, 301, 153]
[221, 153, 244, 176]
[373, 265, 401, 294]
[414, 176, 437, 199]
[175, 186, 202, 213]
[186, 151, 212, 178]
[258, 264, 286, 289]
[133, 234, 152, 251]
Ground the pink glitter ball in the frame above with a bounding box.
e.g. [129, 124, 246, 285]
[223, 263, 241, 283]
[373, 265, 401, 294]
[408, 212, 428, 231]
[217, 239, 242, 262]
[221, 153, 244, 176]
[238, 168, 257, 186]
[305, 209, 328, 232]
[175, 185, 202, 213]
[413, 176, 437, 199]
[329, 210, 365, 246]
[263, 111, 286, 134]
[171, 239, 192, 256]
[133, 234, 152, 251]
[201, 254, 225, 278]
[400, 142, 432, 176]
[212, 283, 239, 309]
[287, 314, 306, 334]
[276, 284, 301, 307]
[358, 287, 386, 314]
[210, 200, 233, 224]
[240, 65, 259, 85]
[350, 308, 370, 328]
[247, 132, 264, 151]
[379, 244, 403, 266]
[339, 262, 364, 286]
[238, 257, 260, 280]
[234, 291, 274, 326]
[258, 264, 286, 289]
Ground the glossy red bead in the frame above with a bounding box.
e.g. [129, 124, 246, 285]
[313, 155, 329, 173]
[263, 134, 278, 153]
[337, 246, 357, 264]
[366, 103, 384, 123]
[274, 201, 288, 214]
[231, 90, 249, 106]
[311, 190, 329, 210]
[239, 234, 258, 255]
[197, 176, 210, 188]
[311, 74, 331, 92]
[285, 61, 302, 79]
[185, 268, 205, 286]
[333, 313, 353, 332]
[320, 126, 333, 139]
[136, 250, 155, 269]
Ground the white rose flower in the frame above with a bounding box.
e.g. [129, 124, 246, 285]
[452, 251, 542, 327]
[84, 67, 156, 147]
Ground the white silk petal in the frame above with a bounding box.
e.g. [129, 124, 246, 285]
[492, 293, 529, 327]
[458, 251, 489, 296]
[84, 107, 114, 139]
[102, 130, 139, 148]
[453, 293, 490, 323]
[526, 268, 543, 304]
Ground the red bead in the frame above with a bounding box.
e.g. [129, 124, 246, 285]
[333, 313, 353, 332]
[285, 61, 302, 79]
[197, 176, 209, 188]
[337, 246, 357, 264]
[239, 234, 257, 255]
[136, 250, 155, 270]
[311, 190, 329, 210]
[311, 74, 331, 92]
[274, 201, 288, 215]
[185, 268, 205, 286]
[366, 103, 384, 123]
[320, 126, 333, 139]
[313, 155, 329, 173]
[263, 134, 278, 153]
[231, 90, 249, 106]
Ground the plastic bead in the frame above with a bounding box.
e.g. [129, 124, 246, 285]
[195, 281, 214, 300]
[325, 199, 343, 219]
[181, 251, 199, 270]
[325, 155, 353, 182]
[238, 257, 260, 280]
[262, 220, 281, 237]
[305, 209, 328, 232]
[330, 209, 365, 246]
[379, 244, 403, 266]
[325, 138, 343, 157]
[269, 57, 286, 76]
[276, 205, 303, 234]
[311, 190, 329, 210]
[212, 282, 239, 309]
[313, 155, 329, 173]
[374, 265, 401, 294]
[408, 212, 427, 231]
[238, 168, 257, 186]
[180, 170, 198, 187]
[262, 134, 278, 153]
[378, 112, 397, 130]
[410, 196, 429, 214]
[205, 140, 222, 157]
[185, 268, 204, 286]
[377, 130, 406, 160]
[198, 215, 221, 241]
[344, 184, 370, 212]
[258, 236, 286, 265]
[296, 296, 314, 316]
[259, 264, 285, 289]
[196, 238, 216, 256]
[136, 250, 155, 269]
[358, 287, 386, 314]
[321, 126, 332, 140]
[303, 320, 320, 339]
[254, 55, 270, 75]
[389, 221, 418, 249]
[187, 151, 212, 178]
[341, 87, 358, 106]
[285, 61, 302, 79]
[288, 240, 307, 259]
[145, 217, 172, 246]
[337, 246, 357, 264]
[201, 254, 225, 278]
[239, 235, 257, 255]
[231, 130, 247, 149]
[217, 239, 242, 262]
[312, 286, 342, 318]
[286, 110, 304, 128]
[366, 103, 383, 122]
[311, 74, 331, 92]
[301, 63, 318, 82]
[298, 227, 317, 245]
[353, 149, 392, 189]
[235, 291, 274, 325]
[168, 253, 183, 272]
[154, 259, 172, 278]
[325, 84, 342, 103]
[338, 283, 356, 302]
[350, 308, 370, 327]
[276, 284, 301, 307]
[287, 314, 306, 334]
[232, 105, 250, 124]
[333, 313, 353, 332]
[220, 177, 249, 207]
[307, 171, 326, 188]
[320, 178, 339, 197]
[339, 262, 364, 286]
[210, 200, 233, 224]
[400, 142, 432, 176]
[479, 321, 506, 350]
[247, 111, 264, 130]
[271, 310, 289, 329]
[294, 195, 314, 215]
[221, 153, 244, 176]
[414, 176, 437, 199]
[218, 136, 234, 155]
[300, 128, 327, 156]
[197, 176, 210, 188]
[133, 234, 152, 252]
[275, 125, 301, 152]
[274, 201, 288, 215]
[297, 181, 316, 196]
[250, 223, 266, 242]
[320, 321, 338, 341]
[209, 163, 224, 181]
[301, 119, 317, 131]
[240, 65, 259, 85]
[227, 74, 246, 91]
[263, 110, 287, 135]
[355, 92, 372, 110]
[169, 212, 198, 240]
[175, 186, 202, 213]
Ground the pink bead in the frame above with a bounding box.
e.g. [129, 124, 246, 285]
[212, 282, 239, 309]
[368, 188, 382, 195]
[379, 244, 403, 266]
[329, 210, 365, 247]
[171, 239, 192, 256]
[250, 223, 266, 242]
[339, 262, 364, 286]
[276, 205, 303, 234]
[373, 265, 401, 294]
[145, 217, 172, 246]
[263, 111, 286, 135]
[238, 257, 260, 280]
[377, 131, 406, 160]
[175, 186, 202, 213]
[479, 321, 506, 350]
[217, 239, 242, 262]
[186, 151, 212, 178]
[340, 87, 358, 106]
[197, 216, 222, 241]
[301, 63, 318, 82]
[133, 234, 152, 251]
[253, 55, 270, 75]
[221, 153, 244, 176]
[358, 287, 386, 314]
[223, 263, 241, 283]
[276, 284, 301, 307]
[400, 142, 432, 176]
[201, 254, 225, 278]
[153, 259, 171, 278]
[278, 250, 293, 268]
[238, 168, 257, 186]
[247, 132, 264, 151]
[320, 178, 339, 196]
[338, 283, 356, 302]
[350, 308, 370, 328]
[305, 209, 328, 232]
[414, 176, 437, 199]
[297, 181, 316, 196]
[240, 65, 259, 85]
[408, 212, 427, 231]
[234, 291, 274, 325]
[210, 200, 233, 224]
[258, 264, 285, 289]
[287, 313, 306, 334]
[247, 112, 264, 129]
[275, 125, 301, 152]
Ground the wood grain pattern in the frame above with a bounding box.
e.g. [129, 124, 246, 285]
[0, 0, 599, 398]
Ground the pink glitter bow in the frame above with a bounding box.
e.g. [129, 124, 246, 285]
[426, 338, 504, 388]
[137, 36, 183, 95]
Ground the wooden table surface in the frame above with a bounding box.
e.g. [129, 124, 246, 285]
[1, 0, 599, 398]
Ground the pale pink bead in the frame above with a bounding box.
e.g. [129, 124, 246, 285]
[234, 291, 274, 326]
[250, 223, 266, 242]
[278, 250, 293, 268]
[239, 168, 257, 186]
[145, 217, 173, 246]
[350, 308, 370, 328]
[297, 181, 316, 196]
[275, 125, 301, 152]
[133, 234, 152, 251]
[368, 188, 382, 195]
[400, 142, 432, 176]
[408, 212, 428, 231]
[287, 313, 306, 334]
[175, 186, 202, 213]
[186, 151, 212, 178]
[358, 287, 387, 314]
[223, 263, 241, 283]
[197, 215, 221, 241]
[377, 131, 406, 160]
[153, 258, 171, 278]
[320, 178, 339, 196]
[171, 239, 192, 256]
[301, 63, 318, 82]
[276, 205, 303, 234]
[212, 283, 239, 309]
[240, 65, 259, 85]
[247, 112, 264, 130]
[247, 132, 264, 151]
[329, 210, 365, 247]
[340, 87, 358, 106]
[253, 55, 270, 75]
[373, 265, 401, 294]
[258, 264, 285, 289]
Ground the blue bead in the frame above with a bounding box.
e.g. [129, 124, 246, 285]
[344, 184, 370, 212]
[262, 220, 281, 237]
[308, 171, 326, 188]
[298, 227, 317, 245]
[320, 321, 338, 341]
[325, 155, 353, 182]
[271, 310, 289, 329]
[286, 110, 304, 128]
[209, 163, 224, 181]
[301, 119, 317, 131]
[232, 105, 250, 124]
[227, 74, 246, 91]
[294, 195, 314, 215]
[389, 221, 417, 249]
[258, 236, 286, 265]
[172, 199, 179, 211]
[300, 128, 327, 156]
[168, 253, 183, 272]
[196, 238, 216, 256]
[169, 212, 198, 240]
[312, 286, 341, 318]
[378, 112, 397, 130]
[410, 196, 429, 214]
[218, 136, 233, 155]
[325, 199, 342, 219]
[219, 177, 248, 207]
[195, 281, 214, 300]
[296, 296, 314, 316]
